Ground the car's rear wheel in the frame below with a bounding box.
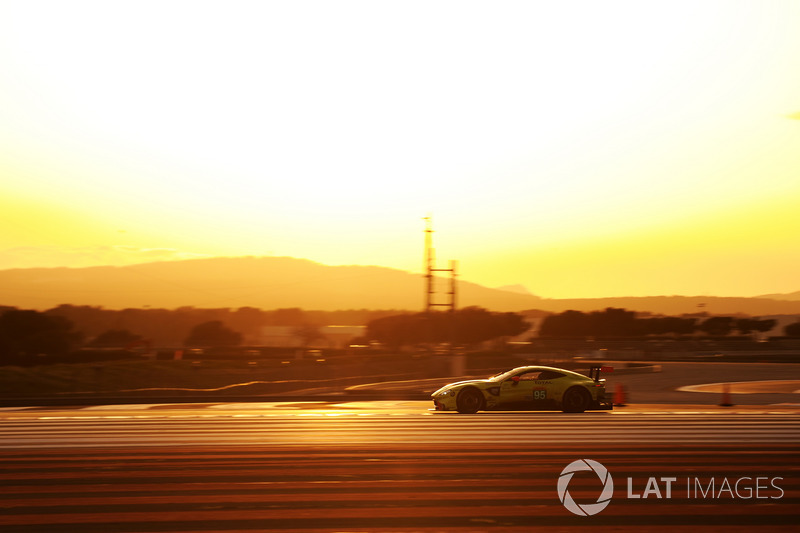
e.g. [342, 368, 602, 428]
[456, 388, 484, 414]
[561, 386, 590, 413]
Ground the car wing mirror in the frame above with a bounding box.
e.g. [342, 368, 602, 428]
[511, 376, 520, 385]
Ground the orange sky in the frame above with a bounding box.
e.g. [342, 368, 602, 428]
[1, 1, 799, 299]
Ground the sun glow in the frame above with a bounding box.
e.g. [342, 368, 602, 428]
[1, 1, 799, 298]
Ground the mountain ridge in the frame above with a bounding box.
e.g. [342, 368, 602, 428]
[0, 256, 542, 312]
[757, 290, 800, 301]
[0, 256, 798, 315]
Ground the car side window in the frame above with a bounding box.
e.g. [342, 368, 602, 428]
[537, 371, 564, 380]
[517, 371, 542, 381]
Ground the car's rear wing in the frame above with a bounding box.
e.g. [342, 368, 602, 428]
[589, 365, 613, 382]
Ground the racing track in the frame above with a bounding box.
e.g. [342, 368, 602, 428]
[0, 401, 798, 532]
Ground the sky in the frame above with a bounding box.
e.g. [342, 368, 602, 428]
[1, 1, 799, 299]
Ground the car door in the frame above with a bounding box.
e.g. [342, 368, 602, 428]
[498, 370, 543, 409]
[530, 370, 566, 409]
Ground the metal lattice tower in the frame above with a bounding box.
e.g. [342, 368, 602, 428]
[423, 216, 457, 314]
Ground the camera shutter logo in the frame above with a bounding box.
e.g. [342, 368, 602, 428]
[557, 459, 614, 516]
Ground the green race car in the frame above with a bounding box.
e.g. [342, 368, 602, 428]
[431, 365, 613, 413]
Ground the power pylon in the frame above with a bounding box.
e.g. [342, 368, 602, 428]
[423, 216, 457, 314]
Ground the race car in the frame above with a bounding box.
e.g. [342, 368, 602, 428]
[431, 365, 613, 413]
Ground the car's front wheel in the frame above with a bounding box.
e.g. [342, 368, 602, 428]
[561, 386, 590, 413]
[456, 388, 484, 414]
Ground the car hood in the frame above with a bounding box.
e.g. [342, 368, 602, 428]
[432, 379, 492, 396]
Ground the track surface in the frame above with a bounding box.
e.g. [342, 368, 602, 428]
[1, 402, 798, 532]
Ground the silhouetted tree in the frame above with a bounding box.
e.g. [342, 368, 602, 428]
[184, 321, 242, 347]
[539, 308, 698, 338]
[365, 308, 528, 348]
[271, 308, 307, 326]
[697, 316, 734, 336]
[754, 318, 777, 335]
[735, 318, 777, 335]
[538, 310, 590, 337]
[233, 307, 267, 332]
[784, 321, 800, 337]
[538, 308, 637, 338]
[453, 307, 529, 345]
[293, 324, 324, 347]
[592, 308, 638, 336]
[366, 313, 425, 348]
[0, 309, 82, 363]
[89, 329, 144, 348]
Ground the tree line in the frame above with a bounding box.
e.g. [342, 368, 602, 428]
[0, 305, 387, 365]
[2, 304, 800, 366]
[0, 309, 82, 364]
[364, 307, 529, 349]
[0, 308, 253, 365]
[0, 305, 529, 364]
[538, 308, 779, 338]
[42, 305, 400, 347]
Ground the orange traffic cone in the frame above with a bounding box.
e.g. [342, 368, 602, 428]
[613, 384, 627, 407]
[719, 383, 734, 407]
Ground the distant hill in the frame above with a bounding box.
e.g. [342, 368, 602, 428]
[0, 256, 798, 315]
[757, 291, 800, 301]
[495, 284, 535, 296]
[0, 256, 543, 312]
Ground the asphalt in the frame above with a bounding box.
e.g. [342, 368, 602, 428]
[0, 360, 797, 408]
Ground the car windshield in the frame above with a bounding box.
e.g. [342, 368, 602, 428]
[488, 368, 522, 382]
